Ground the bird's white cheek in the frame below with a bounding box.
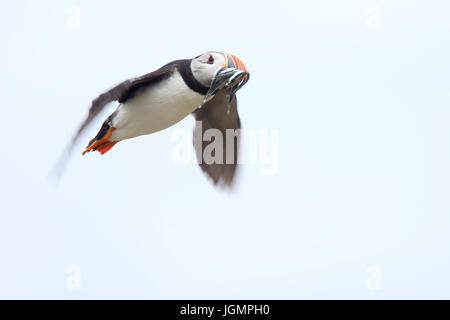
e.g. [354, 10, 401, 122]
[193, 69, 213, 87]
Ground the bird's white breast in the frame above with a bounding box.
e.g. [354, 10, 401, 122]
[110, 71, 204, 141]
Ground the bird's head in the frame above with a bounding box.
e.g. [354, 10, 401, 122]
[191, 51, 250, 104]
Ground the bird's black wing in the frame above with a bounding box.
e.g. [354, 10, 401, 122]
[192, 90, 241, 188]
[70, 61, 179, 149]
[51, 61, 182, 180]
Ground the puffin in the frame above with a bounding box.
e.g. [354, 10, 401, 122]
[70, 51, 249, 188]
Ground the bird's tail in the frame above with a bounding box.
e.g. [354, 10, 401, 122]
[82, 122, 118, 155]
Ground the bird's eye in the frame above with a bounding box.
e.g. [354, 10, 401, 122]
[207, 55, 214, 64]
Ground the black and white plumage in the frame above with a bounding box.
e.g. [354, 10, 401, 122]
[70, 51, 249, 188]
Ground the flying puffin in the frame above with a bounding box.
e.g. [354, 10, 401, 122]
[70, 51, 249, 187]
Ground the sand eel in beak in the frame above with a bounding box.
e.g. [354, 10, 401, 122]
[69, 51, 249, 188]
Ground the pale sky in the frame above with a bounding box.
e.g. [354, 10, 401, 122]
[1, 0, 450, 299]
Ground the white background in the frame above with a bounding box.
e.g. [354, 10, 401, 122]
[0, 0, 449, 298]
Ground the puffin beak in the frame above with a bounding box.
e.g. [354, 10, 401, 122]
[200, 53, 250, 107]
[224, 53, 247, 72]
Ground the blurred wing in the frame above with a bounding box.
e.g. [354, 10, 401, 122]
[51, 62, 178, 181]
[192, 90, 241, 188]
[69, 62, 177, 149]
